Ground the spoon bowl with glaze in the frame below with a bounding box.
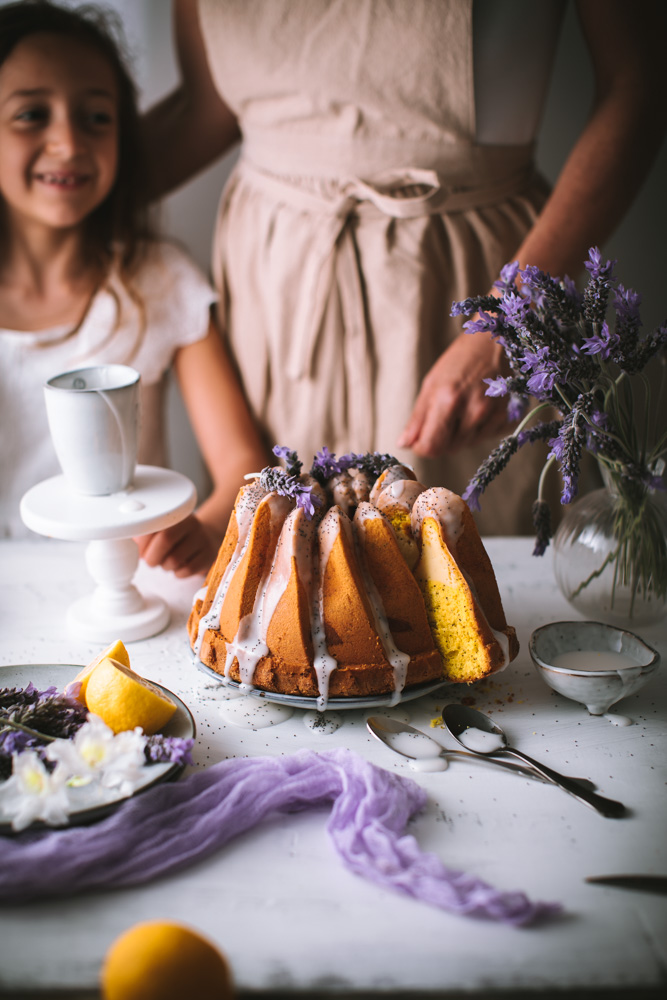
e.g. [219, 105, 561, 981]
[442, 704, 627, 819]
[366, 716, 581, 781]
[367, 716, 449, 772]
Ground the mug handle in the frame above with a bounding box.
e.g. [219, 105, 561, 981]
[97, 390, 135, 487]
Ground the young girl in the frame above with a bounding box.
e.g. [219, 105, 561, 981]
[0, 0, 269, 576]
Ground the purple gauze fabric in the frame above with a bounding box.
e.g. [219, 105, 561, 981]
[0, 748, 560, 924]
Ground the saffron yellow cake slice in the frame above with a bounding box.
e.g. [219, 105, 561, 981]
[412, 487, 518, 682]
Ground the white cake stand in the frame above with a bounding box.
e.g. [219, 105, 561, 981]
[20, 466, 197, 642]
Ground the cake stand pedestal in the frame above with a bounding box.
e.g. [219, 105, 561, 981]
[20, 466, 197, 642]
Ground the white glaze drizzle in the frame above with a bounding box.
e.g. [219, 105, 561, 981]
[223, 493, 294, 682]
[490, 627, 510, 670]
[375, 479, 426, 515]
[458, 726, 506, 753]
[411, 487, 466, 555]
[604, 712, 633, 727]
[218, 698, 293, 729]
[303, 710, 343, 734]
[373, 480, 426, 570]
[353, 503, 411, 705]
[315, 507, 343, 711]
[368, 464, 415, 504]
[193, 482, 267, 661]
[220, 477, 336, 709]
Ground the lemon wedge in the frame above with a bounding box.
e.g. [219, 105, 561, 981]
[84, 657, 177, 735]
[65, 639, 131, 704]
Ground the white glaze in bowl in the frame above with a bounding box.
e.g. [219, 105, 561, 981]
[528, 620, 660, 715]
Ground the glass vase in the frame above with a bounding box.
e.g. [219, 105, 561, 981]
[552, 485, 667, 627]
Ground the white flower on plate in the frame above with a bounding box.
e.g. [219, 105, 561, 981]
[0, 750, 71, 832]
[46, 714, 147, 797]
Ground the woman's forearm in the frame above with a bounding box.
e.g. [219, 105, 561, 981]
[141, 87, 240, 200]
[514, 0, 667, 280]
[140, 0, 241, 200]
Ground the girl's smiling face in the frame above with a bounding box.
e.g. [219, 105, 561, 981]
[0, 32, 119, 234]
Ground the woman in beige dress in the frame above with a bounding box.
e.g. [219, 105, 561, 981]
[143, 0, 666, 534]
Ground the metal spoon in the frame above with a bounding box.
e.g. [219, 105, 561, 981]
[366, 716, 584, 783]
[442, 704, 627, 819]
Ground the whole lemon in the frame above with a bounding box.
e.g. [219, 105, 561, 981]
[84, 657, 177, 735]
[100, 921, 233, 1000]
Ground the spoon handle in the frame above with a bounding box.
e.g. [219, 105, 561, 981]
[448, 750, 593, 787]
[503, 748, 626, 819]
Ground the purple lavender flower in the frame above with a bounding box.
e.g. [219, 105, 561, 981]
[549, 397, 594, 504]
[500, 292, 531, 324]
[517, 419, 563, 449]
[450, 294, 499, 319]
[462, 482, 483, 511]
[610, 284, 643, 369]
[338, 452, 400, 480]
[584, 410, 611, 454]
[526, 367, 560, 398]
[1, 686, 89, 780]
[483, 376, 511, 398]
[646, 473, 666, 492]
[642, 469, 667, 493]
[463, 436, 520, 510]
[520, 346, 550, 374]
[584, 247, 616, 281]
[493, 260, 521, 295]
[531, 500, 553, 556]
[621, 321, 667, 374]
[547, 430, 565, 463]
[614, 284, 642, 324]
[310, 446, 346, 483]
[144, 735, 194, 767]
[463, 309, 499, 336]
[518, 264, 578, 320]
[562, 275, 583, 307]
[259, 466, 322, 519]
[295, 490, 319, 518]
[507, 394, 528, 423]
[581, 320, 621, 359]
[583, 247, 617, 326]
[273, 445, 302, 477]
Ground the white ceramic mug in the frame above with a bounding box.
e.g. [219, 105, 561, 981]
[44, 364, 141, 495]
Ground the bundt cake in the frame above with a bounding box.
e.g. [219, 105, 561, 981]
[188, 448, 518, 708]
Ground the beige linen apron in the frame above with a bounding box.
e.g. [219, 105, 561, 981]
[198, 0, 555, 534]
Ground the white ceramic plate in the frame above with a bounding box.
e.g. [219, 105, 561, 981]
[196, 661, 449, 711]
[0, 663, 195, 833]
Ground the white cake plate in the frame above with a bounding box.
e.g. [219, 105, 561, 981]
[20, 466, 197, 642]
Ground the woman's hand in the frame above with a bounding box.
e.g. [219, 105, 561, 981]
[398, 331, 510, 457]
[134, 513, 219, 579]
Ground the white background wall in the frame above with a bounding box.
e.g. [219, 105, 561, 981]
[5, 0, 667, 493]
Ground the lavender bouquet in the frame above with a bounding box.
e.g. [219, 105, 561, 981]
[452, 248, 667, 617]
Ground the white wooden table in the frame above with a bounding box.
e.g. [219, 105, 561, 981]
[0, 536, 665, 998]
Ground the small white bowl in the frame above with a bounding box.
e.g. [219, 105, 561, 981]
[529, 620, 660, 715]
